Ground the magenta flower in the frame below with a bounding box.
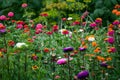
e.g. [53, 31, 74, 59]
[77, 70, 89, 79]
[0, 15, 6, 20]
[8, 12, 14, 17]
[79, 47, 86, 51]
[16, 24, 23, 29]
[112, 20, 119, 25]
[35, 24, 43, 30]
[110, 47, 116, 53]
[0, 23, 6, 33]
[57, 58, 67, 65]
[89, 22, 97, 28]
[108, 30, 114, 36]
[107, 37, 115, 44]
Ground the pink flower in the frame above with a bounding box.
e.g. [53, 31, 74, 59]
[107, 37, 115, 44]
[57, 58, 67, 65]
[90, 22, 97, 28]
[35, 24, 43, 30]
[112, 20, 119, 25]
[0, 15, 6, 20]
[55, 75, 60, 79]
[8, 12, 14, 17]
[35, 29, 42, 34]
[16, 24, 23, 29]
[22, 3, 28, 8]
[95, 18, 102, 23]
[110, 47, 116, 53]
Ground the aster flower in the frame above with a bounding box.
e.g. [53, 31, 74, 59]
[112, 20, 119, 25]
[77, 70, 89, 79]
[57, 58, 67, 65]
[63, 47, 74, 52]
[79, 47, 86, 51]
[100, 62, 108, 68]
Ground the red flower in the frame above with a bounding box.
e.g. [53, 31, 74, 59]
[46, 31, 53, 35]
[52, 25, 59, 32]
[8, 40, 15, 46]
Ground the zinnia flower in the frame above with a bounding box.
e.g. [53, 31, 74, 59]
[77, 70, 89, 79]
[15, 42, 28, 48]
[90, 22, 97, 28]
[0, 15, 6, 20]
[22, 3, 28, 8]
[107, 30, 114, 36]
[57, 58, 67, 65]
[100, 62, 108, 68]
[87, 36, 95, 42]
[0, 23, 6, 33]
[107, 37, 114, 44]
[8, 12, 14, 17]
[63, 47, 74, 52]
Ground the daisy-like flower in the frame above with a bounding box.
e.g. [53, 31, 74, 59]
[15, 42, 28, 48]
[63, 47, 74, 52]
[67, 17, 72, 20]
[87, 35, 95, 42]
[100, 62, 108, 68]
[32, 65, 38, 70]
[0, 23, 6, 33]
[57, 58, 67, 65]
[77, 70, 89, 79]
[59, 29, 72, 37]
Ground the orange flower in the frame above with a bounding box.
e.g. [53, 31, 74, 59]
[112, 9, 118, 14]
[116, 11, 120, 16]
[96, 56, 105, 62]
[108, 24, 114, 29]
[92, 41, 97, 47]
[0, 52, 3, 57]
[106, 57, 112, 61]
[107, 65, 113, 69]
[94, 47, 101, 53]
[43, 48, 50, 53]
[82, 41, 85, 46]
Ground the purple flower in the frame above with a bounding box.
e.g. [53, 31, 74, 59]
[107, 37, 115, 44]
[0, 29, 6, 33]
[79, 47, 86, 51]
[57, 58, 67, 65]
[77, 70, 89, 79]
[63, 47, 74, 52]
[100, 62, 108, 68]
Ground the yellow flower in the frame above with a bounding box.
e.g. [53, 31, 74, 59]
[0, 52, 3, 57]
[32, 65, 38, 70]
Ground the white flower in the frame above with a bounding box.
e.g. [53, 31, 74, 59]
[78, 29, 84, 32]
[67, 17, 72, 20]
[88, 37, 95, 42]
[16, 42, 28, 48]
[59, 29, 72, 37]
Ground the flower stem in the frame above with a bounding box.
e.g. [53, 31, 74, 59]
[68, 52, 71, 80]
